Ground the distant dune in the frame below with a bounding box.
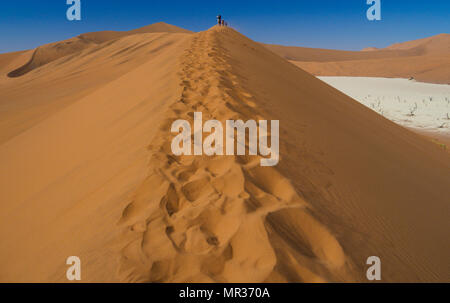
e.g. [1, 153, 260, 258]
[361, 47, 379, 52]
[264, 34, 450, 84]
[385, 34, 450, 53]
[7, 22, 192, 78]
[0, 24, 449, 283]
[79, 22, 193, 44]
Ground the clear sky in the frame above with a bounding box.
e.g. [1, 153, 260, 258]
[1, 0, 449, 53]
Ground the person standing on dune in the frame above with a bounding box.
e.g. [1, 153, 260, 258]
[217, 15, 222, 26]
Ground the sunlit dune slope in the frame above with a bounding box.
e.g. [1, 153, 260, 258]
[0, 26, 449, 283]
[79, 22, 193, 44]
[0, 31, 190, 144]
[0, 31, 192, 282]
[0, 51, 29, 71]
[7, 22, 192, 78]
[385, 33, 450, 53]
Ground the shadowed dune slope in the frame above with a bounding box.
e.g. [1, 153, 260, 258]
[0, 27, 449, 282]
[264, 34, 450, 84]
[7, 22, 192, 78]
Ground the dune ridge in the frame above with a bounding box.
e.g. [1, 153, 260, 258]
[115, 27, 450, 282]
[117, 27, 357, 283]
[7, 22, 192, 78]
[0, 32, 191, 145]
[385, 33, 450, 53]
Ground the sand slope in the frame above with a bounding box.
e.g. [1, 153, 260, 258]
[385, 33, 450, 54]
[7, 22, 192, 78]
[264, 34, 450, 84]
[0, 31, 192, 282]
[79, 22, 193, 44]
[0, 30, 191, 144]
[0, 26, 449, 282]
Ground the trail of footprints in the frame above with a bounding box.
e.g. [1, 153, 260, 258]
[117, 29, 351, 282]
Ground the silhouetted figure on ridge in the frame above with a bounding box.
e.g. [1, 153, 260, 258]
[217, 15, 229, 27]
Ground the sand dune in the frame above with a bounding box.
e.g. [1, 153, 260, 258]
[7, 22, 192, 78]
[0, 29, 192, 282]
[0, 51, 28, 71]
[78, 22, 193, 44]
[385, 33, 450, 54]
[264, 34, 450, 84]
[0, 25, 449, 282]
[263, 44, 422, 62]
[361, 47, 379, 52]
[0, 31, 191, 144]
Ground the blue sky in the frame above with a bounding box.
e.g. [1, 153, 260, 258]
[1, 0, 449, 53]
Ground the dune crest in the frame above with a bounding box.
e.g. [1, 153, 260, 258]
[385, 33, 450, 53]
[7, 22, 192, 78]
